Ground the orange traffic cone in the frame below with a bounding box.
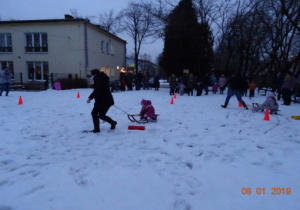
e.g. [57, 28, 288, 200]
[174, 93, 177, 99]
[263, 109, 270, 121]
[77, 91, 80, 98]
[18, 96, 23, 105]
[238, 102, 242, 107]
[170, 97, 174, 104]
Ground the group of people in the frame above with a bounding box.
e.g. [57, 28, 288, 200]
[169, 73, 229, 97]
[168, 71, 298, 111]
[111, 71, 161, 92]
[219, 72, 297, 111]
[0, 67, 12, 96]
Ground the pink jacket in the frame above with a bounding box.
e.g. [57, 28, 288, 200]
[140, 99, 155, 118]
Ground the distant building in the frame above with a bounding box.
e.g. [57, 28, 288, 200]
[0, 15, 126, 88]
[125, 58, 158, 77]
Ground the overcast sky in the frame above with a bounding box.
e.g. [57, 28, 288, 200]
[0, 0, 163, 61]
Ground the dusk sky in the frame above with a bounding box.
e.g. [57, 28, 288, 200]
[0, 0, 164, 61]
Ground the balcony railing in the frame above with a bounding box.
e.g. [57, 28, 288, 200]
[0, 46, 12, 52]
[25, 45, 48, 52]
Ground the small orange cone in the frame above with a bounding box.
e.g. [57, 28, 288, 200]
[77, 91, 80, 98]
[18, 96, 23, 105]
[238, 102, 242, 107]
[263, 109, 270, 121]
[174, 93, 177, 99]
[170, 97, 174, 104]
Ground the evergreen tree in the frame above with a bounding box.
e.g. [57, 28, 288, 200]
[159, 0, 214, 78]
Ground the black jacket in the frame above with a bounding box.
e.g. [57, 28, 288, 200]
[226, 75, 248, 91]
[89, 72, 114, 107]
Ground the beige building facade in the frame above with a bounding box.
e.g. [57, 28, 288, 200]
[0, 16, 126, 87]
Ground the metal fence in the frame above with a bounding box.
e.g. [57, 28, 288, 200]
[11, 73, 89, 90]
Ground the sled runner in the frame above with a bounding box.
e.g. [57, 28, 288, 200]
[127, 114, 160, 124]
[252, 103, 279, 114]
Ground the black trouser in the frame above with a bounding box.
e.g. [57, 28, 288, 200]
[196, 89, 203, 96]
[91, 105, 114, 130]
[277, 89, 282, 100]
[219, 87, 225, 94]
[187, 88, 193, 96]
[249, 90, 255, 97]
[282, 88, 293, 105]
[170, 88, 175, 95]
[203, 85, 208, 94]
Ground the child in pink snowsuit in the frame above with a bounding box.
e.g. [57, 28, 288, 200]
[212, 83, 218, 94]
[140, 99, 155, 120]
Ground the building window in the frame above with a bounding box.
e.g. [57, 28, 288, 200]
[110, 68, 115, 77]
[105, 68, 110, 76]
[27, 61, 49, 80]
[106, 42, 110, 54]
[101, 40, 105, 52]
[110, 44, 114, 55]
[0, 61, 14, 79]
[25, 33, 48, 52]
[0, 33, 12, 52]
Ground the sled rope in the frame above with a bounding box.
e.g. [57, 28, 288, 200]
[114, 105, 130, 115]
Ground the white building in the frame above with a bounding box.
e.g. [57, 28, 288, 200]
[0, 15, 126, 88]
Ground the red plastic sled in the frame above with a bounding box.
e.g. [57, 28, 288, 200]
[128, 125, 146, 130]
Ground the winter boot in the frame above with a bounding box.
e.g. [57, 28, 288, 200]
[89, 129, 100, 133]
[101, 116, 117, 130]
[221, 104, 227, 108]
[110, 121, 117, 130]
[242, 103, 249, 110]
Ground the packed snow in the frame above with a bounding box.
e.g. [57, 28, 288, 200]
[0, 87, 300, 210]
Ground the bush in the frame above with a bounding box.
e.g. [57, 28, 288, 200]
[54, 78, 89, 90]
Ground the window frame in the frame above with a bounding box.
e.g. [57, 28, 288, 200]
[25, 33, 48, 53]
[0, 33, 13, 52]
[27, 61, 49, 81]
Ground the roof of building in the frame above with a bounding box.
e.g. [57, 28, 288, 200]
[0, 15, 127, 44]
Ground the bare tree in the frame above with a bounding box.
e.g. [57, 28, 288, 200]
[69, 9, 95, 20]
[280, 0, 300, 33]
[118, 2, 156, 73]
[98, 9, 120, 34]
[140, 0, 179, 39]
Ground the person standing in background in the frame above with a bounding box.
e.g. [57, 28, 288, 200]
[281, 72, 298, 105]
[218, 74, 227, 94]
[169, 74, 177, 95]
[0, 67, 12, 96]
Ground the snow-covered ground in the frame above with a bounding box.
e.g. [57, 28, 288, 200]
[0, 87, 300, 210]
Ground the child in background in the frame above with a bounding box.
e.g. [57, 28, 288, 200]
[195, 82, 203, 96]
[248, 80, 257, 98]
[179, 81, 185, 96]
[139, 99, 155, 120]
[212, 83, 218, 94]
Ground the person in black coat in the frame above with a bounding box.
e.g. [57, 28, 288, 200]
[87, 69, 117, 133]
[221, 73, 249, 110]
